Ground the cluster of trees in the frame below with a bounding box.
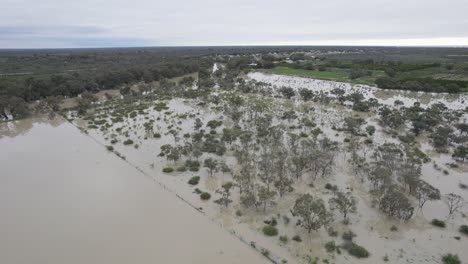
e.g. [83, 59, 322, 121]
[349, 140, 465, 220]
[0, 51, 214, 119]
[378, 102, 467, 157]
[375, 77, 466, 93]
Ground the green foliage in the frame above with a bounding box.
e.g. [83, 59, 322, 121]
[342, 230, 356, 241]
[162, 167, 174, 173]
[291, 194, 333, 233]
[262, 225, 278, 236]
[459, 225, 468, 235]
[188, 176, 201, 185]
[431, 219, 446, 228]
[442, 254, 461, 264]
[200, 192, 211, 200]
[292, 235, 302, 242]
[325, 241, 336, 253]
[347, 243, 370, 258]
[123, 139, 134, 145]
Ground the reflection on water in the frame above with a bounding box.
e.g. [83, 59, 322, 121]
[0, 117, 266, 264]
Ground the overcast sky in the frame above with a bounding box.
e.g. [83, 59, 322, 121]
[1, 0, 468, 48]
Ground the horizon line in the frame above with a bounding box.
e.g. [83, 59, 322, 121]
[1, 44, 468, 51]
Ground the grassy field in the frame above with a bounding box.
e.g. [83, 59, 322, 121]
[267, 67, 378, 85]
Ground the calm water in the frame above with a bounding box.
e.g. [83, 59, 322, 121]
[0, 116, 266, 264]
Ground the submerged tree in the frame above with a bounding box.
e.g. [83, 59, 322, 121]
[379, 187, 414, 221]
[215, 182, 234, 208]
[443, 193, 465, 217]
[414, 180, 440, 209]
[204, 158, 218, 176]
[291, 194, 332, 233]
[257, 185, 277, 212]
[329, 191, 357, 219]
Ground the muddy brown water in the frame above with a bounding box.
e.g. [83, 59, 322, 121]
[0, 116, 267, 264]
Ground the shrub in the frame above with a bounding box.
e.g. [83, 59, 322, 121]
[200, 192, 211, 200]
[431, 219, 446, 228]
[342, 231, 356, 241]
[347, 243, 370, 258]
[110, 139, 118, 144]
[188, 176, 200, 185]
[383, 254, 389, 262]
[459, 225, 468, 235]
[442, 254, 460, 264]
[292, 235, 302, 242]
[325, 241, 336, 253]
[325, 183, 338, 191]
[176, 166, 186, 172]
[123, 139, 134, 145]
[106, 145, 114, 151]
[390, 225, 398, 232]
[328, 227, 338, 237]
[279, 235, 288, 243]
[262, 225, 278, 236]
[162, 167, 174, 173]
[153, 133, 161, 138]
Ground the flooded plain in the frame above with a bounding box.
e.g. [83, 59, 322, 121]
[1, 70, 467, 264]
[0, 116, 267, 264]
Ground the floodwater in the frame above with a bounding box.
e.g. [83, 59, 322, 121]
[70, 93, 467, 264]
[248, 72, 468, 110]
[0, 116, 267, 264]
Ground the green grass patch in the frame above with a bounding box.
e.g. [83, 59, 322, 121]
[268, 67, 376, 85]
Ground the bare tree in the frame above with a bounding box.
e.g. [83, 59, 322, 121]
[443, 193, 465, 217]
[414, 180, 440, 209]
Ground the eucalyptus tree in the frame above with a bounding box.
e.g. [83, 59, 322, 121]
[372, 143, 403, 172]
[291, 194, 333, 233]
[257, 185, 277, 212]
[215, 182, 234, 208]
[329, 191, 357, 219]
[204, 158, 218, 176]
[414, 180, 440, 209]
[379, 187, 414, 221]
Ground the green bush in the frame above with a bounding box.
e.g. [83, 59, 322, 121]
[347, 243, 369, 258]
[123, 139, 134, 145]
[342, 231, 356, 241]
[188, 176, 200, 185]
[279, 236, 288, 243]
[153, 133, 161, 138]
[200, 192, 211, 200]
[431, 219, 446, 228]
[262, 225, 278, 236]
[162, 167, 174, 173]
[292, 235, 302, 242]
[106, 145, 114, 151]
[442, 254, 460, 264]
[325, 241, 336, 253]
[459, 225, 468, 235]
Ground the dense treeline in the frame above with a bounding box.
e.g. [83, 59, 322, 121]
[375, 77, 467, 93]
[0, 48, 219, 120]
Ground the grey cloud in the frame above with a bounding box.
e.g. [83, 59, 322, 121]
[0, 0, 467, 48]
